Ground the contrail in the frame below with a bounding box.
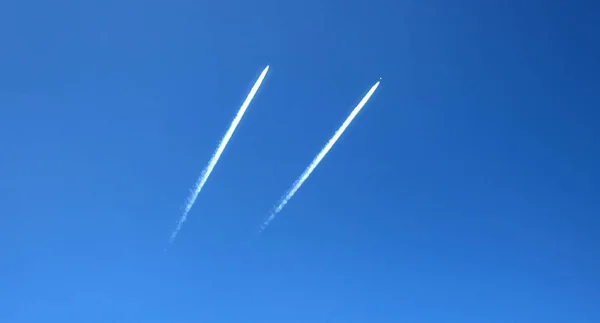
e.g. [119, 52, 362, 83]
[170, 65, 270, 243]
[260, 79, 381, 232]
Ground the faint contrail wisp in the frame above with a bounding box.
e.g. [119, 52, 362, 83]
[170, 65, 270, 243]
[260, 79, 381, 232]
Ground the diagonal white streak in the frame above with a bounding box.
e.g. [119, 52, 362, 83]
[260, 80, 381, 232]
[170, 65, 270, 243]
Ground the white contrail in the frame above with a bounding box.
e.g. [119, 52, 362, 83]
[260, 79, 381, 232]
[170, 65, 270, 243]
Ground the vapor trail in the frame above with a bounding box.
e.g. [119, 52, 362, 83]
[170, 65, 270, 243]
[260, 79, 381, 232]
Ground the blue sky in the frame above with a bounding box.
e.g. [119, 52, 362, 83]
[1, 0, 599, 322]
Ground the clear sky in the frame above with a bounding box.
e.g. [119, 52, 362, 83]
[1, 0, 599, 322]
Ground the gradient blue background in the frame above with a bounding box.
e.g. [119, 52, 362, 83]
[1, 0, 599, 322]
